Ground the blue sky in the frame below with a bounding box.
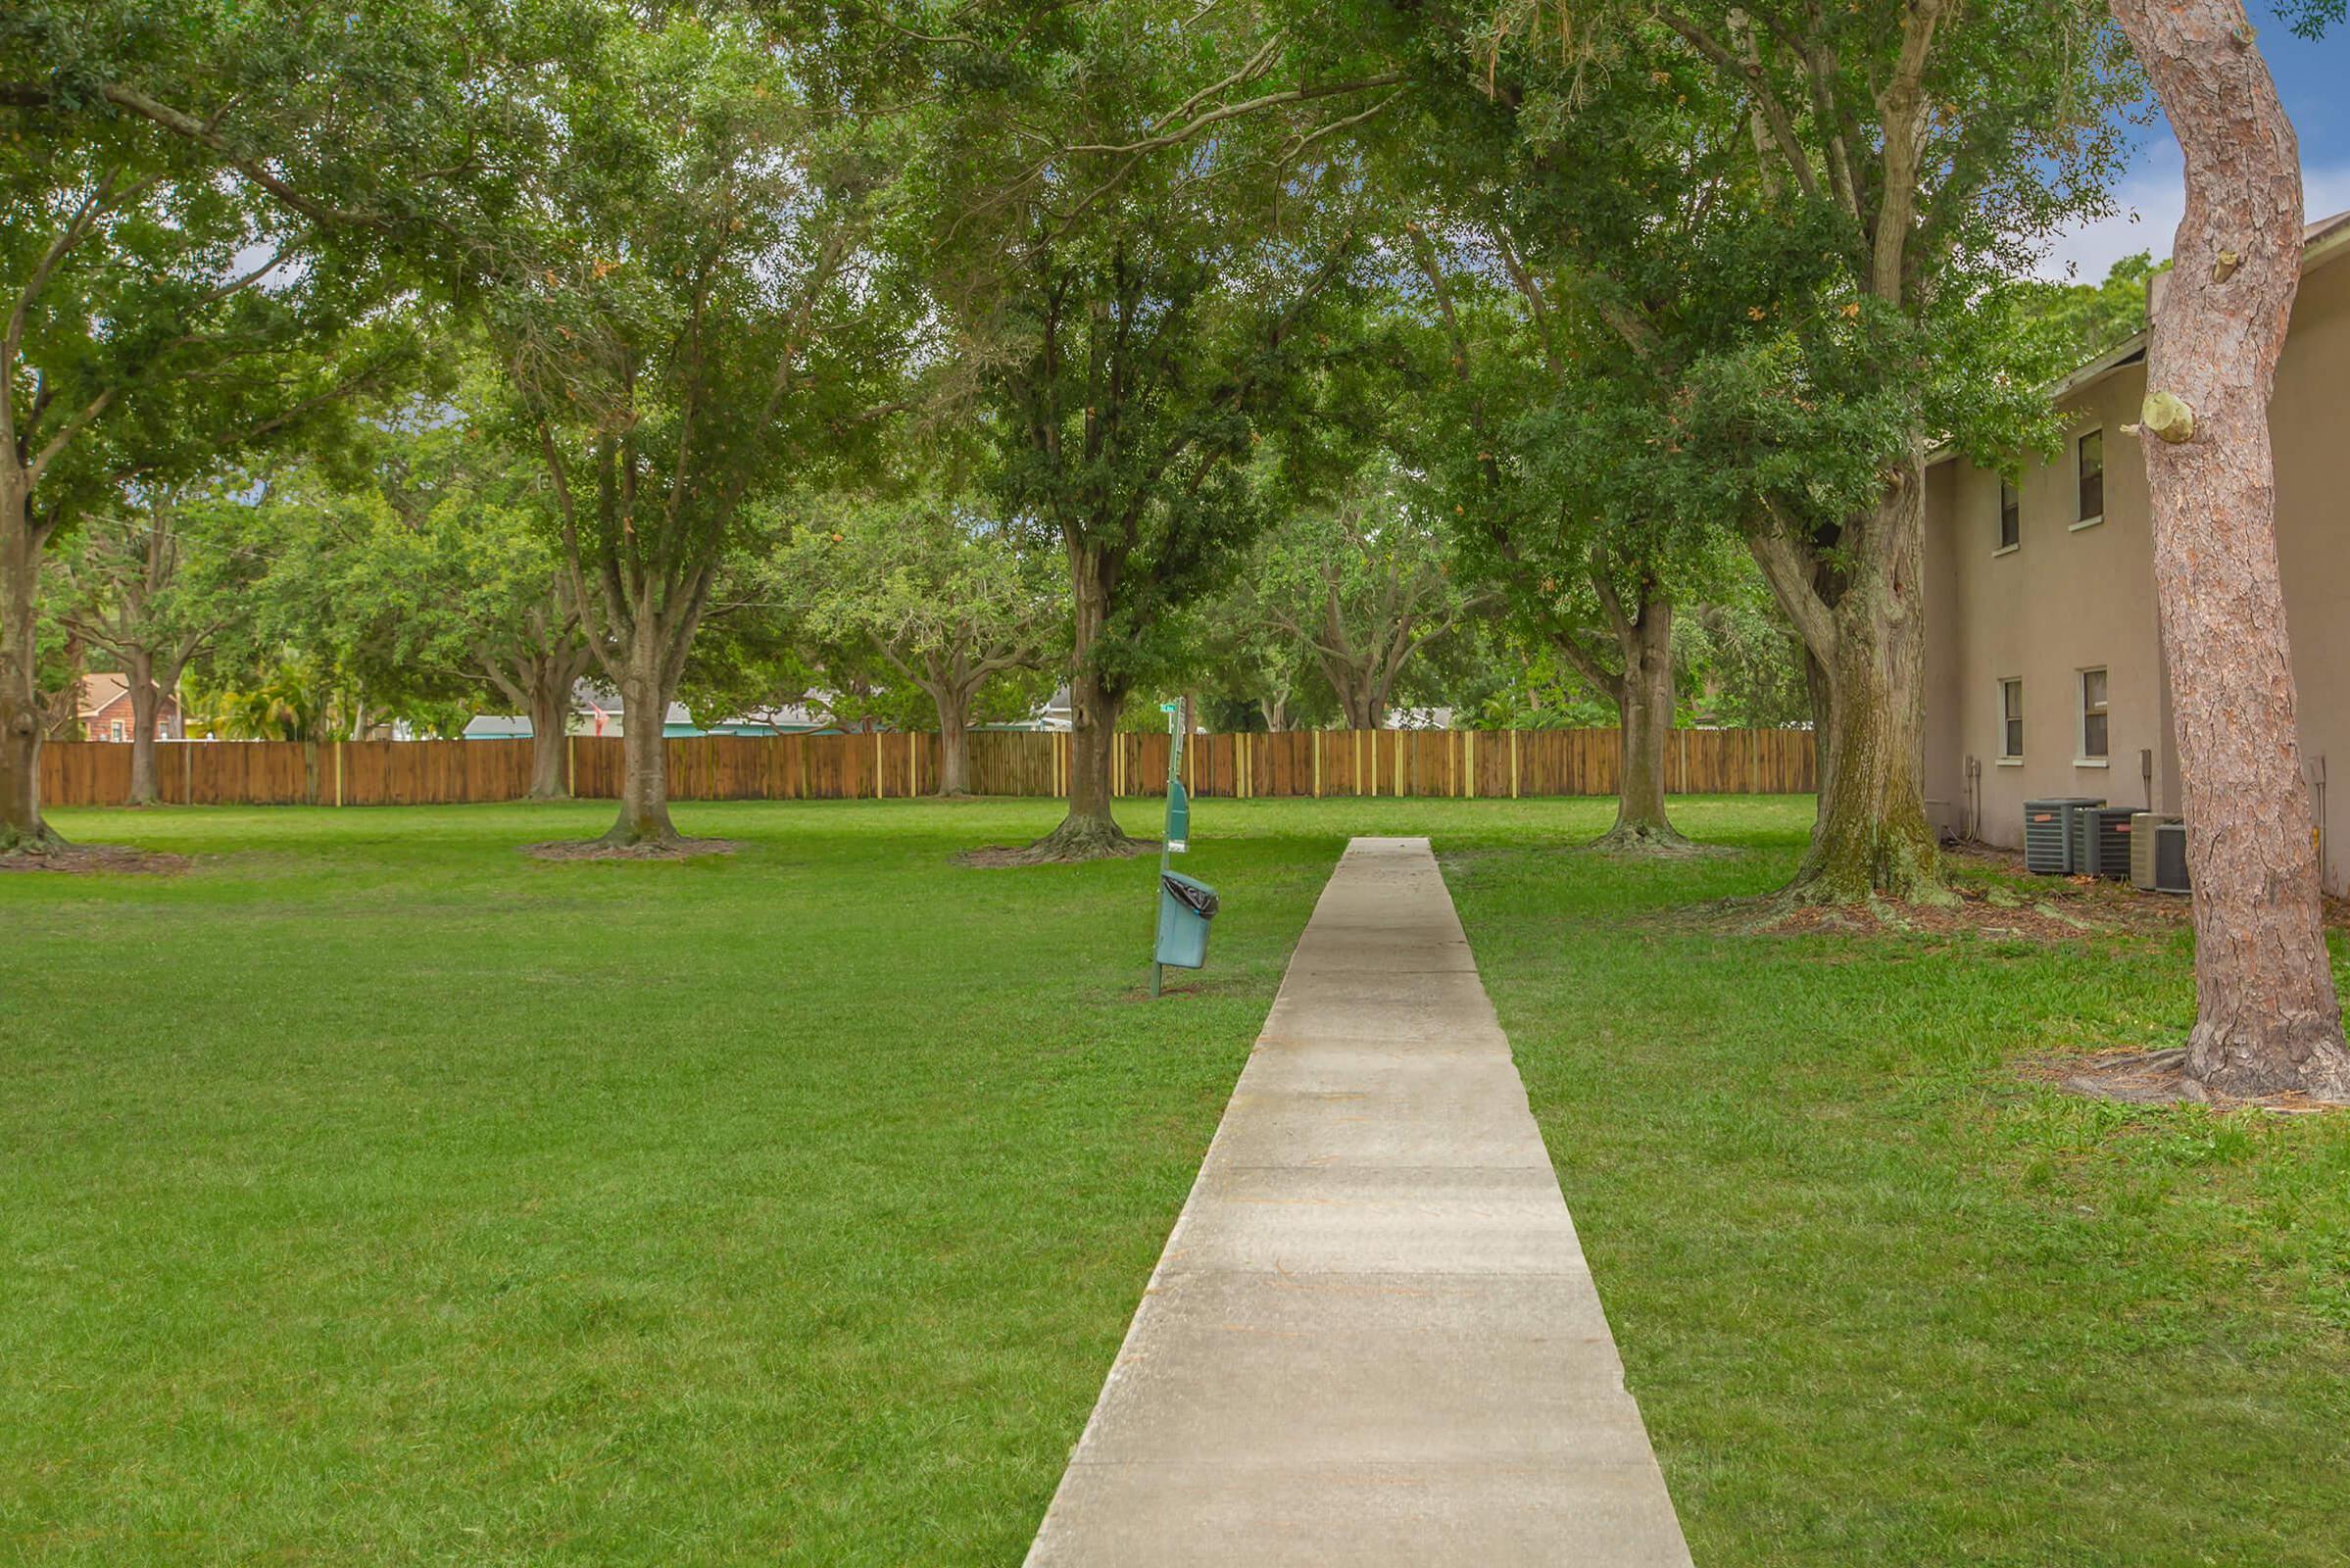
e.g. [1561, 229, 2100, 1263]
[2040, 24, 2350, 280]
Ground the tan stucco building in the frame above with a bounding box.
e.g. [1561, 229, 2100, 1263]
[1924, 211, 2350, 892]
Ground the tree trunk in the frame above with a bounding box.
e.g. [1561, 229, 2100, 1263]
[1593, 594, 1689, 853]
[125, 649, 162, 806]
[1764, 463, 1942, 903]
[607, 628, 680, 846]
[1026, 542, 1138, 858]
[2106, 0, 2350, 1099]
[936, 686, 972, 797]
[1333, 673, 1383, 733]
[525, 660, 570, 801]
[0, 477, 57, 851]
[1803, 644, 1835, 832]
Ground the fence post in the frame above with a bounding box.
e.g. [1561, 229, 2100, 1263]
[567, 733, 576, 797]
[333, 740, 344, 808]
[1510, 731, 1520, 798]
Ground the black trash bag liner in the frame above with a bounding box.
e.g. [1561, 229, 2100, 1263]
[1162, 874, 1219, 918]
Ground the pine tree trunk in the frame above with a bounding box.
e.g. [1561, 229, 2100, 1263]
[125, 651, 162, 806]
[2106, 0, 2350, 1099]
[936, 689, 972, 797]
[606, 631, 680, 846]
[0, 475, 56, 851]
[525, 661, 570, 801]
[1595, 595, 1689, 852]
[1027, 543, 1137, 858]
[1780, 464, 1941, 903]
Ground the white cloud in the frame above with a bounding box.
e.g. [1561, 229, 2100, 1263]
[2034, 145, 2350, 282]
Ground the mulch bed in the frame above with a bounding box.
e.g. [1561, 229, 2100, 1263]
[1676, 838, 2194, 943]
[522, 838, 740, 862]
[0, 843, 190, 876]
[2023, 1047, 2348, 1113]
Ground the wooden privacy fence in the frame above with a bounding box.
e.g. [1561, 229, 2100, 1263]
[37, 726, 1815, 808]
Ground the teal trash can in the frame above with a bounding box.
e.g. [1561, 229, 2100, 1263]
[1155, 871, 1220, 969]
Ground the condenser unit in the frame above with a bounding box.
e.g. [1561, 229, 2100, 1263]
[2130, 813, 2183, 890]
[2153, 819, 2190, 895]
[2081, 808, 2136, 880]
[2025, 798, 2104, 874]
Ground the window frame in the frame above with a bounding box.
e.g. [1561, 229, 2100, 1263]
[1996, 476, 2021, 554]
[2078, 666, 2111, 764]
[2074, 427, 2105, 528]
[1997, 677, 2025, 764]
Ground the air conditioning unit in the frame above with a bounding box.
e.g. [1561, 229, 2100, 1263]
[2081, 807, 2136, 879]
[2025, 797, 2105, 874]
[2130, 812, 2181, 890]
[2153, 819, 2190, 894]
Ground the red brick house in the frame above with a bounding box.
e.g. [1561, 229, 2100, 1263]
[76, 672, 184, 744]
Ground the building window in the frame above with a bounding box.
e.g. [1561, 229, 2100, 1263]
[2077, 429, 2104, 524]
[2000, 679, 2024, 760]
[1998, 478, 2021, 551]
[109, 719, 124, 743]
[2080, 667, 2109, 760]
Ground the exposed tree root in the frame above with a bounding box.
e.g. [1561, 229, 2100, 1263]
[0, 821, 71, 857]
[2185, 1023, 2350, 1102]
[0, 838, 187, 875]
[958, 813, 1154, 867]
[2032, 1047, 2349, 1110]
[524, 837, 737, 862]
[1586, 820, 1711, 858]
[1675, 871, 2172, 943]
[1775, 854, 1959, 910]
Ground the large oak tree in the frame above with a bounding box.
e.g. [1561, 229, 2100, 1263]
[473, 3, 909, 846]
[922, 0, 1397, 858]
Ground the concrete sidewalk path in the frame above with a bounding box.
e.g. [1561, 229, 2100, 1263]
[1024, 837, 1694, 1567]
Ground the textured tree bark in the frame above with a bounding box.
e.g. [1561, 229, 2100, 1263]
[606, 628, 680, 846]
[0, 478, 56, 851]
[1756, 460, 1941, 903]
[935, 687, 972, 798]
[524, 662, 571, 801]
[2106, 0, 2349, 1099]
[1027, 542, 1138, 858]
[1596, 595, 1688, 852]
[125, 649, 162, 806]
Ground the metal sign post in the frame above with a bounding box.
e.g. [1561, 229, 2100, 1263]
[1152, 700, 1189, 998]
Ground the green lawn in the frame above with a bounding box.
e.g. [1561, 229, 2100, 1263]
[3, 796, 2346, 1565]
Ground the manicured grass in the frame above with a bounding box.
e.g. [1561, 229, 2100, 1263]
[5, 795, 2346, 1564]
[1441, 804, 2350, 1567]
[1, 798, 1342, 1566]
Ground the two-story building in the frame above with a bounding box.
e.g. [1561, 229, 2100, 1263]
[1922, 209, 2350, 893]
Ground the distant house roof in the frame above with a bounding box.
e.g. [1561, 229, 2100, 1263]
[76, 672, 129, 717]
